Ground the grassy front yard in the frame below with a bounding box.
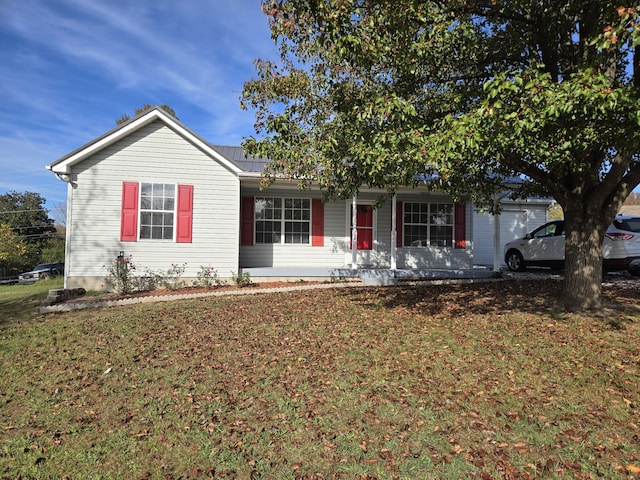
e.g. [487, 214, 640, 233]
[1, 280, 639, 479]
[0, 278, 64, 323]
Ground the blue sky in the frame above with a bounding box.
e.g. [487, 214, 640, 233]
[0, 0, 279, 221]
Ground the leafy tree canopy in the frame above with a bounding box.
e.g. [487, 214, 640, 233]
[116, 104, 177, 125]
[0, 191, 55, 242]
[0, 191, 56, 275]
[242, 0, 640, 311]
[0, 224, 27, 264]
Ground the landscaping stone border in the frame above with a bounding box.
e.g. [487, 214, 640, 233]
[36, 270, 637, 314]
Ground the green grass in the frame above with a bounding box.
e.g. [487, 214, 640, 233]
[0, 278, 63, 323]
[1, 280, 639, 479]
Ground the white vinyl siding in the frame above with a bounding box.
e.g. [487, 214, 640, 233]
[65, 121, 239, 289]
[240, 187, 346, 268]
[240, 190, 474, 270]
[395, 194, 472, 269]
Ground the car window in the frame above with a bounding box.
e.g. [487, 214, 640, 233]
[532, 222, 562, 238]
[613, 218, 640, 232]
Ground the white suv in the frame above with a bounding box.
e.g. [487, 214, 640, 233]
[503, 216, 640, 274]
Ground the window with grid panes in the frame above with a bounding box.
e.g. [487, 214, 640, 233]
[139, 183, 175, 240]
[283, 198, 310, 243]
[403, 202, 453, 247]
[255, 197, 311, 244]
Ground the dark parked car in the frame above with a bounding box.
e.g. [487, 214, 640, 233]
[18, 262, 65, 284]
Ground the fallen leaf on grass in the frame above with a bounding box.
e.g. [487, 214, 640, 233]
[627, 464, 640, 474]
[513, 441, 528, 453]
[132, 429, 150, 438]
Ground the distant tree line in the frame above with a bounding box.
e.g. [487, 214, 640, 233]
[0, 191, 64, 278]
[548, 193, 640, 220]
[623, 192, 640, 206]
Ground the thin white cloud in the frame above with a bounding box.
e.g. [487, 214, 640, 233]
[1, 0, 277, 119]
[0, 135, 68, 205]
[0, 0, 281, 208]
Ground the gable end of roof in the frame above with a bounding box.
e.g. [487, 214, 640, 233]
[47, 107, 243, 175]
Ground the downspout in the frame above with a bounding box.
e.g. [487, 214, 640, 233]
[63, 181, 72, 289]
[351, 196, 358, 269]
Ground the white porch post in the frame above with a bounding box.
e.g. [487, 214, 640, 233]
[492, 189, 522, 272]
[493, 212, 501, 272]
[351, 195, 358, 269]
[390, 194, 397, 270]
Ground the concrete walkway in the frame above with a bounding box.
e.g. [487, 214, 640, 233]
[36, 273, 502, 314]
[37, 281, 361, 314]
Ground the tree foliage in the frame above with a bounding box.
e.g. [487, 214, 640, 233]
[40, 227, 66, 264]
[116, 104, 178, 125]
[242, 0, 640, 311]
[0, 191, 57, 275]
[0, 224, 27, 264]
[0, 192, 55, 242]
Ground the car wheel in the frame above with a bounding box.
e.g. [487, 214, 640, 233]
[506, 250, 526, 272]
[40, 273, 51, 280]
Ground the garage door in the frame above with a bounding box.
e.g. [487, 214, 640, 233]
[473, 207, 548, 266]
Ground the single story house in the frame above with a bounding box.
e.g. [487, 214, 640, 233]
[47, 107, 551, 290]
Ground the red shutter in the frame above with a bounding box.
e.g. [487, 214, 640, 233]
[454, 203, 466, 249]
[311, 199, 324, 246]
[396, 201, 403, 247]
[176, 184, 194, 243]
[241, 196, 254, 246]
[120, 182, 139, 242]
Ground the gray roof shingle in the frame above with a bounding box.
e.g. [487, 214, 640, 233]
[212, 145, 270, 173]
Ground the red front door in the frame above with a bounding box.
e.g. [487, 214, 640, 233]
[351, 204, 373, 250]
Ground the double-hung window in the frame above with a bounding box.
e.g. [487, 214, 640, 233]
[403, 202, 454, 247]
[139, 183, 175, 240]
[120, 181, 193, 243]
[255, 197, 311, 244]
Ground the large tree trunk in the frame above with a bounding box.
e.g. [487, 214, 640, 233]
[561, 203, 609, 312]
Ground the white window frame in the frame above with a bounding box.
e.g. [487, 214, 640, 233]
[139, 183, 177, 241]
[255, 197, 311, 245]
[403, 202, 454, 248]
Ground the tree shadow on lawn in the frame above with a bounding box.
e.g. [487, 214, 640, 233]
[0, 279, 63, 324]
[345, 279, 640, 319]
